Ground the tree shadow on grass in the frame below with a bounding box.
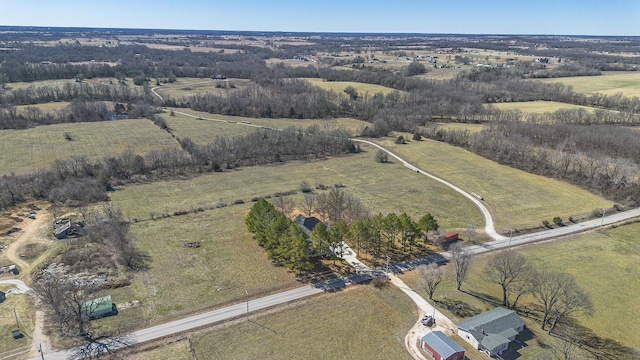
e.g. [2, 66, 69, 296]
[460, 289, 503, 308]
[558, 319, 639, 359]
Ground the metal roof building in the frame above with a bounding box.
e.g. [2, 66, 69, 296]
[420, 331, 465, 360]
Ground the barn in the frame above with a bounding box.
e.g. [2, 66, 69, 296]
[441, 232, 459, 244]
[420, 331, 465, 360]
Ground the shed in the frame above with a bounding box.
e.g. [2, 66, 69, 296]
[441, 232, 459, 244]
[81, 295, 118, 319]
[420, 331, 465, 360]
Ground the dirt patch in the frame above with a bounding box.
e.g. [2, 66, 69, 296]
[17, 242, 49, 260]
[0, 217, 14, 232]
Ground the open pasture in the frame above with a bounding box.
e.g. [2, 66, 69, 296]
[487, 100, 601, 114]
[0, 291, 34, 356]
[538, 71, 640, 97]
[190, 285, 415, 360]
[372, 135, 611, 231]
[0, 119, 180, 175]
[112, 150, 481, 229]
[301, 77, 398, 95]
[163, 108, 370, 142]
[153, 77, 255, 99]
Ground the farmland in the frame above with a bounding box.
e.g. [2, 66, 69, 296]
[372, 135, 611, 231]
[400, 221, 640, 358]
[163, 108, 369, 143]
[0, 119, 180, 175]
[112, 150, 481, 229]
[538, 71, 640, 97]
[152, 77, 255, 99]
[301, 77, 398, 95]
[487, 101, 601, 114]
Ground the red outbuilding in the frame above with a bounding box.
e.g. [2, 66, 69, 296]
[420, 331, 465, 360]
[442, 232, 459, 244]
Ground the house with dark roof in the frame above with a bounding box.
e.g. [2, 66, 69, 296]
[420, 331, 465, 360]
[456, 307, 525, 357]
[293, 214, 323, 235]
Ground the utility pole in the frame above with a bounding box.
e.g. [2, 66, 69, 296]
[508, 228, 513, 247]
[39, 343, 45, 360]
[601, 208, 606, 226]
[245, 290, 249, 321]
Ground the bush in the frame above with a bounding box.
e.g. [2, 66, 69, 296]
[395, 135, 406, 144]
[412, 132, 422, 141]
[542, 220, 550, 227]
[300, 181, 312, 193]
[371, 276, 389, 288]
[552, 216, 563, 225]
[375, 150, 389, 163]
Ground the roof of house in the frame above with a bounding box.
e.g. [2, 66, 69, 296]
[421, 331, 465, 358]
[456, 307, 525, 351]
[293, 214, 323, 234]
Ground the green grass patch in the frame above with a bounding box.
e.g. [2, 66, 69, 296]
[112, 152, 481, 230]
[371, 135, 611, 231]
[301, 77, 398, 95]
[164, 108, 369, 144]
[433, 122, 485, 133]
[153, 78, 255, 99]
[0, 119, 181, 175]
[487, 101, 602, 114]
[538, 71, 640, 97]
[191, 285, 415, 360]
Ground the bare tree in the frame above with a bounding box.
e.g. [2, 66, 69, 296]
[450, 243, 474, 291]
[302, 193, 315, 217]
[272, 195, 295, 215]
[417, 263, 446, 300]
[484, 250, 533, 309]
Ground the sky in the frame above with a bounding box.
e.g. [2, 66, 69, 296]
[0, 0, 638, 36]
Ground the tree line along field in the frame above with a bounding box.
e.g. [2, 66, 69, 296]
[538, 71, 640, 97]
[400, 221, 640, 359]
[300, 77, 399, 96]
[0, 119, 181, 175]
[372, 134, 612, 231]
[163, 108, 370, 143]
[487, 100, 603, 114]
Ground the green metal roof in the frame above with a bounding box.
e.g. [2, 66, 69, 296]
[82, 295, 113, 316]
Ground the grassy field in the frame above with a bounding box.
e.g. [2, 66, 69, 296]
[163, 108, 369, 143]
[301, 77, 398, 95]
[15, 102, 71, 112]
[0, 291, 34, 356]
[400, 221, 640, 358]
[487, 101, 601, 114]
[190, 285, 415, 360]
[153, 78, 255, 99]
[371, 135, 611, 232]
[0, 119, 181, 175]
[432, 122, 485, 133]
[538, 71, 640, 97]
[112, 151, 481, 229]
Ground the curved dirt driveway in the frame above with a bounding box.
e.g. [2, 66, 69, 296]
[352, 139, 506, 241]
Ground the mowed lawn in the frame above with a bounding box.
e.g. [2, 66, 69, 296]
[372, 135, 611, 231]
[163, 108, 369, 144]
[0, 119, 181, 175]
[401, 222, 640, 357]
[538, 71, 640, 97]
[112, 151, 482, 230]
[301, 77, 398, 95]
[190, 285, 415, 360]
[487, 101, 601, 114]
